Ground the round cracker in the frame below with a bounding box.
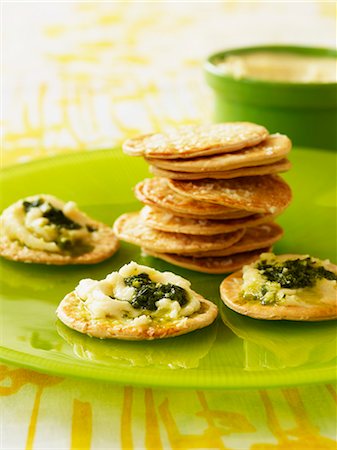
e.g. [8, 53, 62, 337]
[168, 175, 292, 214]
[113, 212, 245, 255]
[56, 291, 218, 340]
[140, 206, 278, 235]
[184, 223, 283, 257]
[123, 122, 268, 159]
[135, 178, 254, 219]
[0, 219, 119, 265]
[143, 248, 271, 274]
[149, 158, 291, 180]
[146, 134, 291, 172]
[220, 257, 337, 321]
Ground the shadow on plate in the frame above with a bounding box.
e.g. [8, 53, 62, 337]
[56, 318, 218, 370]
[220, 304, 336, 370]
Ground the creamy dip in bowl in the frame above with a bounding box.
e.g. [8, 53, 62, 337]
[215, 51, 337, 84]
[205, 45, 337, 150]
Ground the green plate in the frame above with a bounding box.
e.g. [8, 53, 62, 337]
[0, 148, 336, 389]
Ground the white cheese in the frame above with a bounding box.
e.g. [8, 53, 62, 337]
[1, 203, 60, 252]
[131, 315, 152, 327]
[1, 195, 92, 253]
[153, 298, 181, 319]
[113, 283, 135, 302]
[180, 294, 201, 316]
[316, 278, 337, 305]
[75, 262, 201, 322]
[86, 296, 135, 319]
[63, 201, 88, 227]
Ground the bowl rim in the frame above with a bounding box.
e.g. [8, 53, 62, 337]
[205, 44, 337, 88]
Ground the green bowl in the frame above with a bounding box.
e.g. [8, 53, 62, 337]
[205, 45, 337, 150]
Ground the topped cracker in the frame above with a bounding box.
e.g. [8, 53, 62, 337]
[220, 253, 337, 321]
[123, 122, 269, 159]
[0, 194, 119, 265]
[56, 261, 218, 339]
[147, 134, 291, 172]
[168, 175, 292, 214]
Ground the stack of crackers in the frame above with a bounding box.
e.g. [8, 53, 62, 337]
[114, 122, 292, 273]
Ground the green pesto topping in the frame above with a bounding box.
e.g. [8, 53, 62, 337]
[124, 273, 152, 289]
[23, 199, 43, 212]
[57, 237, 73, 251]
[86, 224, 97, 233]
[42, 206, 81, 230]
[124, 272, 188, 311]
[257, 257, 337, 289]
[23, 198, 81, 230]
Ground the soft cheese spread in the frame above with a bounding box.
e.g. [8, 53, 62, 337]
[0, 195, 94, 253]
[75, 261, 201, 323]
[216, 52, 337, 83]
[241, 253, 337, 306]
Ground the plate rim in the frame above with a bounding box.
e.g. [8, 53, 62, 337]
[1, 346, 335, 389]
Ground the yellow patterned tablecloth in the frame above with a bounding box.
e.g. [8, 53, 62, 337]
[1, 2, 336, 449]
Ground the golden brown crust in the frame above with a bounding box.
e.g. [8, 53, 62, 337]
[143, 248, 271, 274]
[184, 223, 283, 257]
[123, 122, 269, 159]
[0, 219, 119, 265]
[147, 208, 254, 221]
[220, 258, 337, 321]
[146, 134, 291, 172]
[56, 291, 218, 340]
[113, 212, 245, 255]
[149, 159, 291, 180]
[168, 175, 292, 214]
[140, 206, 278, 235]
[135, 178, 254, 219]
